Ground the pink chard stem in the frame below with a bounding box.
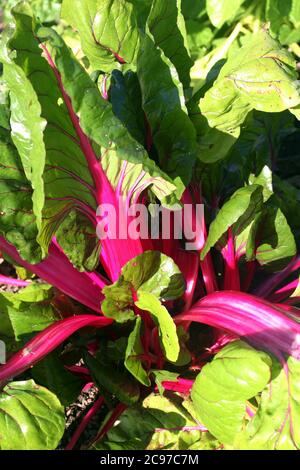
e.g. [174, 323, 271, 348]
[254, 256, 300, 298]
[175, 291, 300, 360]
[182, 188, 218, 294]
[94, 403, 127, 443]
[0, 275, 30, 287]
[222, 227, 240, 291]
[0, 315, 113, 386]
[0, 237, 106, 312]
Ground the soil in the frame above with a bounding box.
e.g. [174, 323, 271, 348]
[59, 385, 107, 450]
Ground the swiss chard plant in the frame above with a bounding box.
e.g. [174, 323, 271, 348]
[0, 0, 300, 450]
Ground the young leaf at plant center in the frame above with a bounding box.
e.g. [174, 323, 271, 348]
[135, 291, 180, 363]
[200, 31, 300, 137]
[84, 351, 140, 406]
[31, 348, 84, 407]
[236, 356, 300, 449]
[125, 316, 150, 387]
[93, 392, 218, 450]
[125, 251, 185, 300]
[101, 280, 136, 323]
[0, 379, 65, 450]
[201, 185, 263, 260]
[61, 0, 140, 72]
[147, 0, 193, 90]
[102, 251, 185, 322]
[191, 341, 271, 445]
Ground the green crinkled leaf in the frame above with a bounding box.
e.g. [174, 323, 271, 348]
[237, 356, 300, 450]
[1, 0, 62, 24]
[200, 31, 300, 137]
[206, 0, 246, 28]
[0, 128, 40, 262]
[125, 316, 151, 387]
[61, 0, 140, 72]
[291, 0, 300, 27]
[135, 291, 180, 363]
[1, 47, 46, 238]
[127, 0, 152, 30]
[246, 196, 297, 270]
[36, 24, 178, 203]
[123, 251, 185, 300]
[8, 3, 97, 261]
[84, 351, 140, 406]
[191, 341, 272, 445]
[265, 0, 300, 43]
[266, 0, 292, 35]
[31, 349, 83, 406]
[56, 210, 100, 272]
[93, 392, 219, 450]
[147, 0, 193, 90]
[0, 282, 59, 347]
[137, 33, 197, 195]
[109, 70, 146, 145]
[101, 284, 136, 323]
[0, 102, 43, 262]
[102, 251, 185, 322]
[7, 3, 177, 268]
[201, 185, 263, 259]
[0, 379, 65, 450]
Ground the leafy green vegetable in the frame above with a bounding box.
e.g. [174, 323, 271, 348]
[84, 351, 140, 406]
[0, 380, 64, 450]
[0, 0, 300, 453]
[31, 349, 83, 406]
[191, 341, 271, 445]
[93, 392, 219, 450]
[247, 199, 297, 270]
[0, 283, 59, 347]
[61, 0, 140, 71]
[200, 31, 300, 137]
[201, 185, 263, 259]
[206, 0, 246, 28]
[125, 316, 151, 386]
[237, 356, 300, 449]
[147, 0, 193, 90]
[135, 291, 180, 363]
[102, 251, 185, 322]
[137, 33, 197, 194]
